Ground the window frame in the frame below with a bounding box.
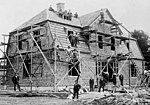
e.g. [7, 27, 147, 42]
[96, 61, 107, 75]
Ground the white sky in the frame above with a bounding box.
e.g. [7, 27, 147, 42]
[0, 0, 150, 57]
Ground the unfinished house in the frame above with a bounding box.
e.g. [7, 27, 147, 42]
[5, 3, 144, 90]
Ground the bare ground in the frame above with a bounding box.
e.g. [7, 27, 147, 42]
[0, 95, 70, 105]
[0, 87, 150, 105]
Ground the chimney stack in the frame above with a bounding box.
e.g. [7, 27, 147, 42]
[56, 3, 65, 12]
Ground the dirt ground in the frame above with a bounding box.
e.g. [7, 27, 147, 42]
[0, 86, 150, 105]
[0, 95, 70, 105]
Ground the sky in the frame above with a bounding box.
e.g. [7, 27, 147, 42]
[0, 0, 150, 57]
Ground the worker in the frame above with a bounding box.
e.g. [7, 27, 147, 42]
[102, 71, 109, 83]
[74, 12, 78, 18]
[98, 76, 105, 92]
[68, 10, 72, 20]
[48, 5, 54, 11]
[102, 71, 109, 90]
[68, 33, 74, 47]
[12, 73, 21, 91]
[56, 45, 60, 60]
[73, 80, 81, 100]
[89, 77, 94, 92]
[73, 32, 79, 47]
[72, 49, 78, 61]
[100, 11, 104, 22]
[66, 46, 72, 58]
[112, 72, 117, 93]
[119, 74, 124, 86]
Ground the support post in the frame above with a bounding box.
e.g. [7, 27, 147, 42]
[95, 31, 99, 86]
[54, 42, 57, 92]
[3, 35, 6, 87]
[30, 26, 33, 92]
[17, 32, 19, 72]
[54, 23, 57, 92]
[79, 51, 82, 86]
[128, 35, 131, 86]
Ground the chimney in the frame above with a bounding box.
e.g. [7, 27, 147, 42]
[56, 3, 65, 12]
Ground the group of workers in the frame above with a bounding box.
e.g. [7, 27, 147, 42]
[67, 32, 79, 47]
[89, 73, 124, 93]
[56, 45, 79, 62]
[72, 73, 124, 100]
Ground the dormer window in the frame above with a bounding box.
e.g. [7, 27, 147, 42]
[57, 9, 73, 21]
[62, 11, 72, 21]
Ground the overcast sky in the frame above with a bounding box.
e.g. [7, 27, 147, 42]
[0, 0, 150, 56]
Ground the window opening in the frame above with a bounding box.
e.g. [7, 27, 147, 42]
[33, 30, 42, 49]
[98, 35, 103, 49]
[111, 37, 115, 50]
[131, 64, 136, 77]
[23, 55, 31, 78]
[67, 31, 78, 47]
[18, 35, 23, 50]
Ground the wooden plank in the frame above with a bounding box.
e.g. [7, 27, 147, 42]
[49, 23, 80, 33]
[49, 22, 81, 31]
[55, 41, 89, 52]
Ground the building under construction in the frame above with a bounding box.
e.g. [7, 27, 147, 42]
[1, 3, 145, 90]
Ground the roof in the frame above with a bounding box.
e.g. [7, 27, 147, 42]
[13, 8, 112, 31]
[118, 37, 144, 60]
[79, 10, 102, 27]
[13, 8, 118, 32]
[130, 40, 144, 59]
[14, 9, 81, 31]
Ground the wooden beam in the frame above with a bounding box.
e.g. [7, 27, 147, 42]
[80, 29, 97, 34]
[2, 34, 9, 36]
[99, 20, 119, 26]
[89, 40, 112, 46]
[97, 31, 112, 37]
[114, 36, 134, 40]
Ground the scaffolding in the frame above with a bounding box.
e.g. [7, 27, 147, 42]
[0, 11, 145, 92]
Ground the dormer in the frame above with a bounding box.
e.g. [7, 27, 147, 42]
[56, 3, 77, 21]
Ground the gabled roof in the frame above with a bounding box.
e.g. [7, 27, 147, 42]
[14, 9, 48, 31]
[14, 9, 81, 31]
[79, 10, 102, 27]
[13, 8, 118, 32]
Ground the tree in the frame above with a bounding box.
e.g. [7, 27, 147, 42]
[131, 30, 150, 69]
[131, 30, 149, 54]
[132, 30, 150, 70]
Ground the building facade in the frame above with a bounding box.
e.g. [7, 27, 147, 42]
[5, 4, 144, 90]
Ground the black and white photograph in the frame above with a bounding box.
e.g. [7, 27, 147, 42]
[0, 0, 150, 104]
